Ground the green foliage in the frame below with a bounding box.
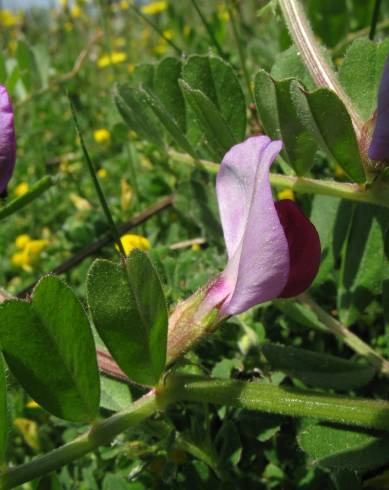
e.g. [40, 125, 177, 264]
[87, 251, 168, 386]
[298, 424, 389, 470]
[292, 87, 366, 182]
[262, 343, 375, 390]
[0, 276, 100, 422]
[339, 38, 389, 121]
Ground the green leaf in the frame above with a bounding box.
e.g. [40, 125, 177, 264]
[100, 376, 132, 412]
[254, 72, 317, 175]
[140, 86, 198, 158]
[339, 38, 389, 121]
[298, 424, 389, 470]
[215, 421, 242, 469]
[271, 46, 316, 91]
[292, 87, 365, 183]
[16, 40, 41, 91]
[310, 195, 341, 285]
[179, 79, 236, 160]
[338, 205, 389, 326]
[0, 52, 6, 84]
[308, 0, 349, 48]
[182, 54, 246, 141]
[154, 57, 186, 133]
[36, 473, 62, 490]
[114, 83, 164, 148]
[262, 343, 375, 390]
[173, 178, 222, 245]
[87, 251, 168, 386]
[0, 276, 100, 422]
[273, 299, 327, 333]
[0, 356, 7, 467]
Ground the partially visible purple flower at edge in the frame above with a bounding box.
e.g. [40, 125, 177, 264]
[167, 136, 321, 362]
[0, 84, 16, 195]
[368, 54, 389, 161]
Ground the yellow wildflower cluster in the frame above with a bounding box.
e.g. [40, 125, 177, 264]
[0, 10, 22, 28]
[93, 128, 111, 144]
[97, 52, 127, 68]
[116, 234, 150, 256]
[277, 189, 295, 201]
[217, 3, 230, 22]
[141, 1, 167, 15]
[11, 235, 48, 272]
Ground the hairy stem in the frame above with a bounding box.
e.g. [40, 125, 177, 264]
[0, 391, 162, 490]
[169, 375, 389, 431]
[278, 0, 363, 138]
[168, 150, 389, 208]
[3, 375, 389, 488]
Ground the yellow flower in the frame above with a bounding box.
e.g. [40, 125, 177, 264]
[154, 30, 174, 55]
[120, 1, 130, 9]
[163, 29, 174, 40]
[93, 128, 111, 144]
[12, 240, 48, 272]
[217, 4, 230, 22]
[15, 234, 31, 249]
[128, 63, 135, 74]
[141, 1, 167, 15]
[59, 0, 68, 7]
[116, 234, 150, 256]
[26, 400, 40, 409]
[183, 25, 191, 37]
[0, 10, 18, 27]
[97, 52, 127, 68]
[120, 178, 133, 212]
[69, 193, 92, 211]
[192, 243, 201, 252]
[14, 418, 40, 451]
[277, 189, 295, 201]
[335, 164, 347, 177]
[15, 182, 30, 197]
[71, 5, 82, 17]
[97, 168, 107, 178]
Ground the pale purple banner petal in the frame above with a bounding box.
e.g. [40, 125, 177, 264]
[215, 136, 289, 316]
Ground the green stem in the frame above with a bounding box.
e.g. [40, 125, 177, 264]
[226, 0, 254, 104]
[190, 0, 226, 59]
[369, 0, 382, 40]
[168, 150, 389, 208]
[0, 391, 162, 490]
[69, 97, 126, 257]
[3, 375, 389, 488]
[169, 375, 389, 431]
[278, 0, 363, 139]
[0, 176, 57, 223]
[298, 293, 389, 376]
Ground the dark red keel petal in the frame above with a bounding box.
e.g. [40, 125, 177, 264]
[275, 200, 321, 298]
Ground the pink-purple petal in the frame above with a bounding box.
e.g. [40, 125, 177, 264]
[275, 200, 321, 297]
[216, 136, 290, 316]
[0, 85, 16, 194]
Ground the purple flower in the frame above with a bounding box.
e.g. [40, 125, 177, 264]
[0, 85, 16, 195]
[203, 136, 321, 316]
[167, 136, 321, 362]
[369, 54, 389, 161]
